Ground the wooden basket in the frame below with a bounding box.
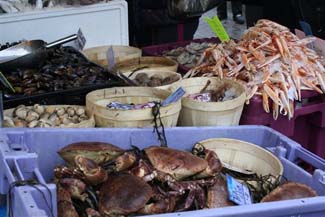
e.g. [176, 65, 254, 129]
[124, 69, 182, 90]
[170, 77, 246, 126]
[115, 57, 178, 74]
[82, 45, 142, 67]
[86, 87, 181, 128]
[3, 105, 95, 128]
[197, 138, 283, 178]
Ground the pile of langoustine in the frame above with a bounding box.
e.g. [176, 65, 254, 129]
[55, 142, 317, 217]
[184, 19, 325, 119]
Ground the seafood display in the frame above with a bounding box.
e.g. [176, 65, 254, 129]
[2, 46, 116, 97]
[54, 141, 317, 217]
[185, 19, 325, 119]
[163, 42, 214, 68]
[132, 72, 180, 87]
[3, 104, 92, 128]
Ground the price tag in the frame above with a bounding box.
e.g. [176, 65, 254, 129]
[204, 16, 230, 42]
[75, 28, 86, 50]
[227, 174, 252, 205]
[161, 87, 185, 106]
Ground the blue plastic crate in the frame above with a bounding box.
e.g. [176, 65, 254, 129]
[0, 126, 324, 217]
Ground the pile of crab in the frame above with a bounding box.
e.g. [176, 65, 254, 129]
[55, 141, 317, 217]
[184, 19, 325, 120]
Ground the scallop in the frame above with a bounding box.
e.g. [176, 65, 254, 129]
[33, 104, 45, 115]
[25, 111, 40, 122]
[14, 105, 27, 119]
[28, 120, 39, 128]
[76, 108, 85, 116]
[55, 107, 66, 116]
[40, 112, 50, 120]
[67, 107, 75, 117]
[3, 116, 15, 127]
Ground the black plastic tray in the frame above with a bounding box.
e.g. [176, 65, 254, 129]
[2, 81, 123, 109]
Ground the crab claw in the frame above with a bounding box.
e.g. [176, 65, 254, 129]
[60, 178, 88, 201]
[75, 155, 108, 186]
[102, 151, 137, 172]
[57, 186, 79, 217]
[137, 197, 176, 214]
[192, 144, 223, 179]
[86, 208, 101, 217]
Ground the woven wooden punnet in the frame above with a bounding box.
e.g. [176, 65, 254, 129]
[170, 77, 246, 126]
[82, 45, 142, 67]
[115, 57, 178, 74]
[86, 87, 181, 128]
[197, 138, 283, 178]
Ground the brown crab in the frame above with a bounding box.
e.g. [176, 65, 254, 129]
[130, 145, 222, 210]
[58, 142, 124, 166]
[99, 173, 176, 216]
[261, 182, 317, 202]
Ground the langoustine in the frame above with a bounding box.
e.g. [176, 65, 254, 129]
[185, 19, 325, 119]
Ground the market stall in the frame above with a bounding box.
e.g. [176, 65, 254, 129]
[0, 1, 325, 217]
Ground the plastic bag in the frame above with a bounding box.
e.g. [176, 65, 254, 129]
[167, 0, 219, 18]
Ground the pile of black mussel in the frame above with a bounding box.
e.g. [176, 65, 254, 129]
[1, 46, 119, 97]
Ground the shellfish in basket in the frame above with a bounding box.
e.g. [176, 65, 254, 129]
[185, 19, 325, 120]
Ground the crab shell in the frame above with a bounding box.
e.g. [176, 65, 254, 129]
[99, 173, 153, 216]
[207, 176, 235, 208]
[58, 142, 124, 166]
[145, 146, 208, 180]
[261, 182, 317, 202]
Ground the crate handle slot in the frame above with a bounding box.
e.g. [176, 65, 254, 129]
[295, 147, 325, 171]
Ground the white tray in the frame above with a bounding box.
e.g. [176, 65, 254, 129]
[0, 0, 129, 48]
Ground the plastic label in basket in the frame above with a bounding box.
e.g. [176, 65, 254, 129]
[107, 46, 115, 71]
[161, 87, 185, 106]
[227, 174, 252, 205]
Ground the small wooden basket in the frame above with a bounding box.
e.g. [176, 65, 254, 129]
[170, 77, 246, 126]
[116, 57, 178, 74]
[82, 45, 142, 67]
[197, 138, 283, 178]
[86, 87, 181, 128]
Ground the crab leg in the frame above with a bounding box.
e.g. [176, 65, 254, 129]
[279, 90, 292, 119]
[262, 91, 270, 113]
[258, 53, 281, 69]
[263, 83, 282, 105]
[272, 100, 279, 120]
[301, 78, 323, 94]
[246, 85, 259, 101]
[255, 38, 272, 50]
[316, 72, 325, 93]
[262, 67, 271, 83]
[274, 36, 285, 59]
[249, 43, 265, 62]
